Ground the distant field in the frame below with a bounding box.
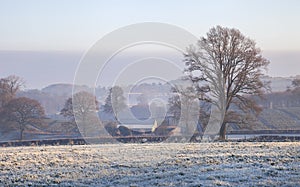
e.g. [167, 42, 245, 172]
[0, 142, 299, 186]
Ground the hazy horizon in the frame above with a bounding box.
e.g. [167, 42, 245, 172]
[0, 50, 299, 89]
[1, 0, 300, 89]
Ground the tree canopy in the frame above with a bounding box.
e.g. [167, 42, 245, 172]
[103, 86, 126, 123]
[0, 75, 24, 109]
[184, 26, 269, 139]
[4, 97, 45, 140]
[60, 91, 99, 137]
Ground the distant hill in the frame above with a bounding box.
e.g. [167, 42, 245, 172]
[227, 107, 300, 132]
[17, 89, 67, 115]
[262, 76, 293, 92]
[41, 83, 73, 96]
[18, 84, 93, 115]
[16, 76, 298, 115]
[42, 83, 90, 96]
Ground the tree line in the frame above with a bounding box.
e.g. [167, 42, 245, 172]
[0, 75, 45, 140]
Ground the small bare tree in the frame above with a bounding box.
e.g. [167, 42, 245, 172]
[168, 86, 199, 136]
[103, 86, 126, 123]
[292, 78, 300, 90]
[60, 97, 75, 121]
[61, 91, 99, 137]
[4, 97, 45, 140]
[184, 26, 269, 140]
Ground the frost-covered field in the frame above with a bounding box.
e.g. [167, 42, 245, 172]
[0, 142, 299, 186]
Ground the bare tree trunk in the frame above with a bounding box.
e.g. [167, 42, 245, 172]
[83, 116, 87, 138]
[219, 122, 227, 140]
[20, 128, 24, 141]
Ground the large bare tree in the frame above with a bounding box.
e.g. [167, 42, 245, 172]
[4, 97, 45, 140]
[184, 26, 269, 140]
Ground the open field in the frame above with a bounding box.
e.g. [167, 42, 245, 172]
[0, 142, 299, 186]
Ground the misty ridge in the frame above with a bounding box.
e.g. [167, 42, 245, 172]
[2, 67, 300, 142]
[14, 75, 298, 115]
[2, 75, 300, 143]
[12, 75, 300, 136]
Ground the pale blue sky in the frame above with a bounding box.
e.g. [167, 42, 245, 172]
[0, 0, 300, 88]
[1, 0, 300, 51]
